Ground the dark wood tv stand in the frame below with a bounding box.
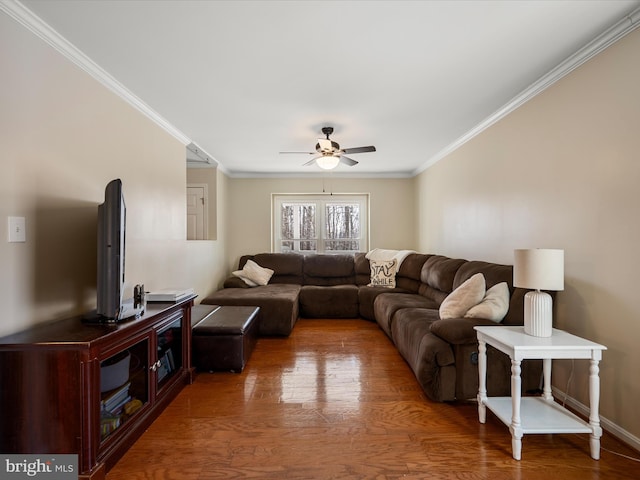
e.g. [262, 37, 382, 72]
[0, 296, 196, 480]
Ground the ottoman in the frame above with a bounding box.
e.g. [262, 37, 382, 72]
[191, 305, 260, 372]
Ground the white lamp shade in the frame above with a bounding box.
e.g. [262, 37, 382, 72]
[316, 155, 340, 170]
[513, 249, 564, 291]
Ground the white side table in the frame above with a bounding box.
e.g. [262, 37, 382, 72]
[474, 326, 606, 460]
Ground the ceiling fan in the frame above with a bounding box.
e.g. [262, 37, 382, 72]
[280, 127, 376, 170]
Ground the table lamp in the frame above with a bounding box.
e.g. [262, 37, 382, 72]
[513, 249, 564, 337]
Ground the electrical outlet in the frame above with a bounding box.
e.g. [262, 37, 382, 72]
[8, 216, 26, 243]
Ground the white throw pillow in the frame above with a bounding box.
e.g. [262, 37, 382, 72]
[465, 282, 510, 323]
[232, 259, 274, 287]
[368, 259, 397, 288]
[439, 273, 486, 319]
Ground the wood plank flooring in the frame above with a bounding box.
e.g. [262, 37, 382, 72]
[106, 319, 639, 479]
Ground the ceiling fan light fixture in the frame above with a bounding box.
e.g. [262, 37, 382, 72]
[281, 126, 374, 170]
[316, 155, 340, 170]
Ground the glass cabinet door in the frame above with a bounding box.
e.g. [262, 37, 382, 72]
[99, 338, 149, 442]
[156, 315, 183, 390]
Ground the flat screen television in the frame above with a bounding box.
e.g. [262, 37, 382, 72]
[97, 178, 125, 319]
[85, 178, 144, 323]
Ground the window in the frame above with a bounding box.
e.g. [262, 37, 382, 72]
[273, 194, 368, 254]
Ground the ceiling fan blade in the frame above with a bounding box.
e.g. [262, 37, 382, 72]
[280, 151, 316, 155]
[341, 146, 376, 154]
[302, 157, 320, 166]
[339, 155, 358, 166]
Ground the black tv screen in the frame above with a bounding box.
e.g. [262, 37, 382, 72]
[96, 178, 126, 320]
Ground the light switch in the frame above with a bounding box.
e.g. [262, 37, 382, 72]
[8, 216, 26, 243]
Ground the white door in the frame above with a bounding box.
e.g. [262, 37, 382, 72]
[186, 186, 207, 240]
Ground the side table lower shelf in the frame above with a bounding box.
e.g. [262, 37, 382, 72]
[484, 397, 593, 434]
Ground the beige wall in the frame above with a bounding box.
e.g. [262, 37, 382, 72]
[416, 28, 640, 442]
[226, 177, 415, 271]
[0, 12, 227, 336]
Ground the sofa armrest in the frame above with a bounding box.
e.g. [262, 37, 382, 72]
[430, 317, 498, 345]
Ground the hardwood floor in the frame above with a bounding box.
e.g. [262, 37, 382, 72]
[106, 319, 639, 479]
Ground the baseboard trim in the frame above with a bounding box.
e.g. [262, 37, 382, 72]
[552, 386, 640, 453]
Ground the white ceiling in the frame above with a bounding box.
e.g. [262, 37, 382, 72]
[18, 0, 640, 177]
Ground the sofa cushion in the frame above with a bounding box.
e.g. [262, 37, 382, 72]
[299, 285, 359, 318]
[241, 253, 304, 285]
[452, 260, 512, 290]
[395, 254, 432, 292]
[421, 256, 466, 291]
[391, 308, 450, 366]
[439, 273, 486, 319]
[223, 276, 251, 289]
[373, 292, 439, 339]
[502, 288, 528, 326]
[465, 282, 510, 322]
[357, 285, 410, 321]
[390, 308, 456, 402]
[354, 252, 372, 286]
[430, 317, 498, 345]
[303, 254, 355, 286]
[419, 255, 466, 303]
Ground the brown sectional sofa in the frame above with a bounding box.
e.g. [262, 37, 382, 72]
[201, 252, 540, 402]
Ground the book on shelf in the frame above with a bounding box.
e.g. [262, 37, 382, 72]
[101, 382, 130, 411]
[105, 395, 132, 415]
[157, 350, 174, 382]
[146, 288, 194, 302]
[157, 363, 168, 382]
[166, 348, 175, 370]
[100, 412, 120, 438]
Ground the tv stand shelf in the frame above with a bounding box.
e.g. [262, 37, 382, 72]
[0, 296, 196, 480]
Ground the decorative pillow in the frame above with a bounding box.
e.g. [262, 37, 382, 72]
[232, 259, 274, 287]
[368, 259, 398, 288]
[439, 273, 486, 319]
[465, 282, 510, 323]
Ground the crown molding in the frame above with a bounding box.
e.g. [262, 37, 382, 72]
[226, 170, 414, 179]
[1, 0, 191, 146]
[413, 6, 640, 176]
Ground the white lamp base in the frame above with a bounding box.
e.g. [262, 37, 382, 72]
[524, 290, 553, 337]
